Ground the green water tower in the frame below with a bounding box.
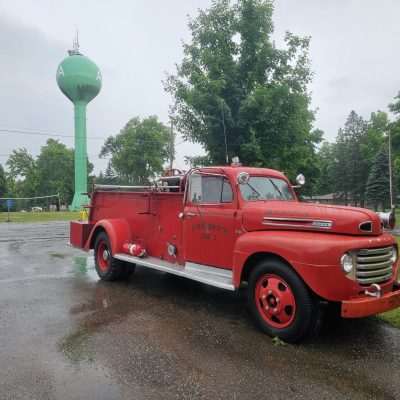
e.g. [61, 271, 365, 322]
[56, 38, 102, 210]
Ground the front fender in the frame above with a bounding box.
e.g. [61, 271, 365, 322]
[85, 219, 132, 255]
[232, 230, 396, 301]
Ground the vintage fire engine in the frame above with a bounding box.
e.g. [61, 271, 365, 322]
[70, 162, 400, 343]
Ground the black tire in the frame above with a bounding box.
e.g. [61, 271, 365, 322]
[94, 232, 135, 281]
[248, 258, 322, 344]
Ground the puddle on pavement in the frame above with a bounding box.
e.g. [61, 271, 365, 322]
[59, 326, 95, 363]
[72, 255, 98, 282]
[59, 280, 136, 364]
[49, 252, 67, 259]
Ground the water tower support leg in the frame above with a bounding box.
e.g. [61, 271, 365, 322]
[70, 102, 89, 211]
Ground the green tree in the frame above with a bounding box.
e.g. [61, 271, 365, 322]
[166, 0, 320, 180]
[100, 116, 170, 185]
[6, 148, 38, 197]
[313, 111, 387, 203]
[35, 139, 94, 205]
[389, 93, 400, 195]
[365, 145, 391, 210]
[331, 111, 368, 205]
[6, 148, 36, 179]
[0, 164, 7, 197]
[35, 139, 75, 204]
[97, 163, 118, 185]
[314, 141, 336, 195]
[345, 111, 368, 206]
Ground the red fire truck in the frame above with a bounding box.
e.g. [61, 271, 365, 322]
[70, 163, 400, 343]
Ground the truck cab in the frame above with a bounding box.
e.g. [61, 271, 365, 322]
[70, 164, 400, 343]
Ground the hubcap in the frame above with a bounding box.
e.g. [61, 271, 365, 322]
[97, 241, 110, 272]
[255, 274, 296, 329]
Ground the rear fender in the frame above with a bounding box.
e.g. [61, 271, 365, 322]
[85, 219, 132, 255]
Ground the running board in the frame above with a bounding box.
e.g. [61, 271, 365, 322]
[114, 253, 235, 291]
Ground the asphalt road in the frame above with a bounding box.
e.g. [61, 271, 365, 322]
[0, 222, 400, 400]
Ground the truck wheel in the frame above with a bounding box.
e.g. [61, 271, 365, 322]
[248, 259, 321, 344]
[94, 232, 134, 281]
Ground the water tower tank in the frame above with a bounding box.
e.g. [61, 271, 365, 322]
[57, 54, 101, 103]
[56, 43, 102, 211]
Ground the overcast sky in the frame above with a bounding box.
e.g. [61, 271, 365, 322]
[1, 0, 400, 173]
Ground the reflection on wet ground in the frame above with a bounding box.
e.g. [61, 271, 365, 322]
[0, 222, 399, 399]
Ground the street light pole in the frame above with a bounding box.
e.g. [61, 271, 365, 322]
[388, 129, 394, 209]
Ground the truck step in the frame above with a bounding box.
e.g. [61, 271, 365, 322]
[114, 253, 235, 291]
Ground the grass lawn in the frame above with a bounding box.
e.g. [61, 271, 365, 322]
[0, 211, 82, 223]
[379, 309, 400, 328]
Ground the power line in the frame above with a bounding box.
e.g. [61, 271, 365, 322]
[0, 194, 59, 201]
[0, 153, 107, 159]
[0, 128, 103, 140]
[0, 127, 187, 145]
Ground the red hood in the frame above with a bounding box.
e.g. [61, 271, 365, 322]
[242, 201, 382, 236]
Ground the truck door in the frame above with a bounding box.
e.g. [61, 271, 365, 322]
[182, 172, 237, 269]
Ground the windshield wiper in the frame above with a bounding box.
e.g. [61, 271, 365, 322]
[246, 182, 262, 199]
[268, 178, 284, 199]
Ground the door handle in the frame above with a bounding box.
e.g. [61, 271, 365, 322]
[178, 211, 198, 219]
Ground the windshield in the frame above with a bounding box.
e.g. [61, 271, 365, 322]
[239, 176, 295, 201]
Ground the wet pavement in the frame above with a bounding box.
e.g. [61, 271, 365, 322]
[0, 222, 400, 400]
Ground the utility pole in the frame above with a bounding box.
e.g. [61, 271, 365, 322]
[220, 100, 229, 164]
[388, 129, 394, 209]
[169, 121, 175, 170]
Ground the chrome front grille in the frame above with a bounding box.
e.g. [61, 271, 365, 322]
[356, 246, 394, 285]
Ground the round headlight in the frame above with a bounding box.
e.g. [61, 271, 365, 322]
[341, 253, 354, 274]
[391, 246, 398, 264]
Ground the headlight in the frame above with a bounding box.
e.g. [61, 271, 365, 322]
[341, 253, 354, 274]
[391, 246, 398, 264]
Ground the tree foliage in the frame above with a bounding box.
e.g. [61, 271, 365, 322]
[389, 93, 400, 192]
[36, 139, 75, 204]
[365, 145, 391, 210]
[100, 116, 170, 185]
[166, 0, 320, 180]
[314, 111, 386, 204]
[4, 139, 93, 205]
[6, 148, 38, 197]
[0, 164, 7, 197]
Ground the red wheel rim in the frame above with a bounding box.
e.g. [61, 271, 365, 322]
[96, 240, 110, 272]
[255, 274, 296, 329]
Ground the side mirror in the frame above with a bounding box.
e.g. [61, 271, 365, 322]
[293, 173, 305, 188]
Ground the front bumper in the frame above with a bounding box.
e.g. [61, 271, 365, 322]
[341, 287, 400, 318]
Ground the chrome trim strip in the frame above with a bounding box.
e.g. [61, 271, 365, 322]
[357, 253, 392, 263]
[357, 273, 393, 285]
[262, 217, 333, 229]
[356, 266, 393, 277]
[114, 254, 235, 291]
[355, 246, 394, 285]
[263, 217, 330, 222]
[94, 184, 180, 191]
[358, 246, 393, 255]
[356, 260, 392, 270]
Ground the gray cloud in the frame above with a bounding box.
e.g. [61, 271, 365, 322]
[1, 0, 400, 173]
